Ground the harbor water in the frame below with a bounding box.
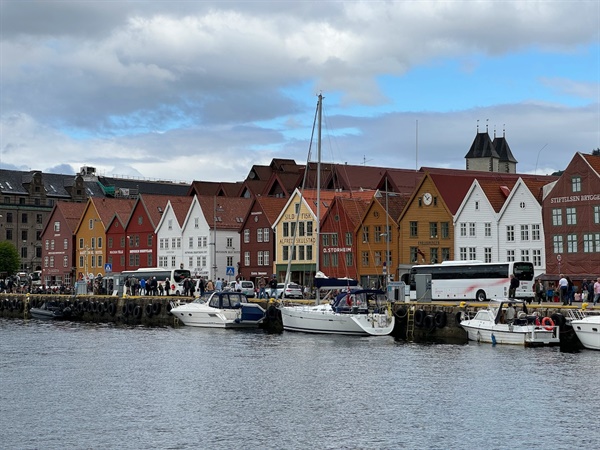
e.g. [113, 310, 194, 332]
[1, 318, 599, 450]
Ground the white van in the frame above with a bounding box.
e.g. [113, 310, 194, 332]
[226, 280, 255, 298]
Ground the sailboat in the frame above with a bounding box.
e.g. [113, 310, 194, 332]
[279, 94, 395, 336]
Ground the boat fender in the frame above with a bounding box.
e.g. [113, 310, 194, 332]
[394, 307, 407, 319]
[455, 311, 465, 326]
[541, 317, 555, 331]
[267, 305, 279, 320]
[127, 302, 135, 315]
[550, 313, 566, 328]
[121, 304, 128, 316]
[17, 300, 24, 312]
[108, 302, 116, 316]
[145, 303, 153, 317]
[97, 302, 105, 315]
[434, 311, 447, 328]
[12, 299, 18, 310]
[152, 302, 161, 315]
[133, 305, 142, 319]
[423, 314, 436, 330]
[414, 309, 426, 328]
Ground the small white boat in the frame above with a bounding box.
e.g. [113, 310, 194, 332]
[570, 315, 600, 350]
[170, 291, 265, 328]
[280, 289, 395, 336]
[460, 299, 560, 346]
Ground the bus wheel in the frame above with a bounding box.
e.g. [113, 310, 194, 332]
[476, 290, 487, 302]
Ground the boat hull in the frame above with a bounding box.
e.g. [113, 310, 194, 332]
[571, 316, 600, 350]
[170, 303, 264, 328]
[461, 322, 560, 346]
[281, 305, 394, 336]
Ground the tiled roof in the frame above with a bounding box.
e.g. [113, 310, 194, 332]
[91, 198, 135, 226]
[582, 152, 600, 175]
[56, 201, 87, 232]
[135, 194, 189, 228]
[254, 196, 289, 224]
[197, 196, 252, 230]
[330, 196, 371, 227]
[97, 175, 189, 196]
[171, 197, 194, 227]
[478, 179, 517, 212]
[375, 192, 411, 222]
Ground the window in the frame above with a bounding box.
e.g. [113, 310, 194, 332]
[323, 253, 330, 267]
[532, 224, 540, 241]
[553, 235, 563, 254]
[346, 252, 353, 267]
[468, 247, 476, 260]
[506, 225, 514, 242]
[298, 222, 305, 237]
[306, 222, 313, 236]
[566, 207, 577, 225]
[244, 229, 250, 243]
[257, 228, 263, 243]
[226, 237, 233, 248]
[374, 251, 382, 266]
[533, 249, 541, 267]
[469, 223, 476, 237]
[475, 201, 479, 210]
[332, 233, 338, 246]
[520, 249, 530, 261]
[257, 251, 264, 266]
[322, 234, 329, 246]
[283, 222, 289, 237]
[567, 234, 577, 253]
[361, 251, 369, 266]
[147, 235, 152, 247]
[374, 225, 382, 243]
[484, 247, 492, 263]
[430, 222, 438, 238]
[63, 256, 68, 268]
[362, 226, 369, 243]
[441, 222, 449, 239]
[442, 248, 450, 261]
[189, 237, 194, 248]
[298, 245, 305, 260]
[6, 229, 12, 240]
[572, 176, 581, 193]
[64, 239, 68, 250]
[583, 234, 594, 252]
[430, 247, 438, 264]
[79, 238, 84, 249]
[306, 245, 312, 261]
[283, 246, 289, 261]
[21, 213, 28, 224]
[54, 221, 60, 232]
[264, 251, 270, 265]
[345, 232, 352, 246]
[410, 247, 418, 263]
[520, 225, 529, 241]
[168, 219, 173, 230]
[171, 256, 176, 268]
[244, 252, 250, 266]
[484, 223, 491, 237]
[459, 247, 467, 260]
[263, 228, 269, 242]
[331, 253, 338, 267]
[410, 221, 418, 238]
[552, 209, 562, 226]
[460, 223, 467, 237]
[506, 250, 515, 262]
[595, 206, 600, 224]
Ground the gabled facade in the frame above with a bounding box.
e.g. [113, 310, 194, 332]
[320, 194, 373, 280]
[155, 197, 194, 276]
[355, 192, 408, 287]
[39, 201, 86, 287]
[239, 196, 288, 283]
[543, 152, 600, 281]
[497, 178, 547, 277]
[74, 198, 135, 280]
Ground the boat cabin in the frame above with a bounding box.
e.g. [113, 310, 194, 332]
[207, 292, 249, 309]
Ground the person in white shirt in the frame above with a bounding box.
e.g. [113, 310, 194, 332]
[558, 275, 568, 305]
[594, 277, 600, 306]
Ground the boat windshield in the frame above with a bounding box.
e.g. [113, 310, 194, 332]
[473, 310, 492, 322]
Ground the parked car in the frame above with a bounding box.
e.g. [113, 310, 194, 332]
[225, 280, 255, 298]
[276, 283, 304, 299]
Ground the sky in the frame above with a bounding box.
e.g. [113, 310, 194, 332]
[1, 1, 599, 183]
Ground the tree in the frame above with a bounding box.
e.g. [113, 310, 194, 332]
[0, 241, 20, 276]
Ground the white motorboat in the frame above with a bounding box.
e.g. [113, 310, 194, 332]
[170, 291, 265, 328]
[281, 289, 395, 336]
[460, 299, 560, 346]
[570, 314, 600, 350]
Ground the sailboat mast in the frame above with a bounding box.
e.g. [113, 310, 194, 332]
[316, 94, 322, 275]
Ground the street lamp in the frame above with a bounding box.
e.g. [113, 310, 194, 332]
[125, 235, 130, 271]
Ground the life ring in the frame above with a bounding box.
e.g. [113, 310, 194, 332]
[152, 302, 161, 315]
[133, 305, 142, 319]
[434, 311, 447, 328]
[541, 317, 555, 331]
[145, 303, 153, 317]
[414, 309, 426, 327]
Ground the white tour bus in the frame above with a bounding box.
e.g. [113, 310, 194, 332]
[408, 260, 535, 302]
[118, 267, 191, 295]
